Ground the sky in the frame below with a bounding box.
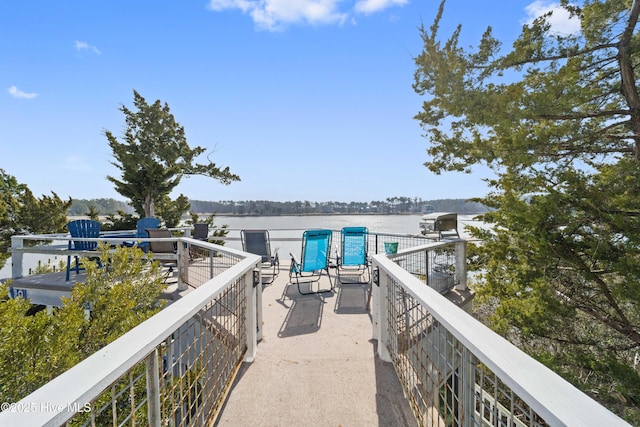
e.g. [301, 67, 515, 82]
[1, 0, 581, 203]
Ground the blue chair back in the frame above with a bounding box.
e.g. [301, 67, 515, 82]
[67, 220, 101, 250]
[136, 217, 160, 238]
[341, 227, 368, 266]
[300, 229, 332, 272]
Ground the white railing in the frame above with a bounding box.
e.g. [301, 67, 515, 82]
[370, 246, 628, 426]
[9, 228, 190, 281]
[0, 239, 262, 426]
[2, 229, 628, 426]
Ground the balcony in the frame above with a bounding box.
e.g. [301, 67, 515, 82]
[0, 229, 628, 426]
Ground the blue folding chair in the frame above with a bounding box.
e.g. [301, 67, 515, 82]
[135, 217, 160, 251]
[336, 227, 370, 284]
[66, 219, 102, 281]
[289, 229, 333, 295]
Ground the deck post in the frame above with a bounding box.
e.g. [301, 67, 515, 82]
[378, 268, 392, 363]
[244, 268, 258, 362]
[145, 349, 161, 427]
[460, 346, 475, 427]
[177, 239, 188, 291]
[371, 266, 380, 342]
[454, 239, 467, 290]
[11, 235, 24, 279]
[256, 268, 263, 342]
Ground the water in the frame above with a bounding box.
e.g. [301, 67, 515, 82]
[1, 214, 483, 280]
[217, 214, 423, 234]
[214, 213, 481, 258]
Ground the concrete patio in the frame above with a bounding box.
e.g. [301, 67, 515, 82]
[214, 262, 416, 427]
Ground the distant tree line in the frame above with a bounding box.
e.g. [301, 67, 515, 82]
[68, 198, 134, 216]
[190, 198, 487, 215]
[71, 197, 487, 217]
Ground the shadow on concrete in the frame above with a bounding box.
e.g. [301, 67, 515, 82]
[277, 283, 326, 337]
[334, 282, 369, 314]
[370, 339, 416, 426]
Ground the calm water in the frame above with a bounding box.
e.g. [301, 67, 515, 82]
[216, 214, 423, 256]
[216, 213, 481, 257]
[1, 214, 483, 279]
[217, 214, 424, 234]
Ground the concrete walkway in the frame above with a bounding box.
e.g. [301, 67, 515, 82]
[215, 263, 416, 427]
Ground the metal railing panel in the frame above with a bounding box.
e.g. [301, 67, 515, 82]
[372, 254, 627, 427]
[378, 240, 460, 295]
[0, 240, 261, 426]
[183, 238, 245, 289]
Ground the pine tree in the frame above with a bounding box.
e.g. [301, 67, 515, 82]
[414, 1, 640, 421]
[105, 90, 240, 218]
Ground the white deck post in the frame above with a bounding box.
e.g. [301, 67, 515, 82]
[145, 349, 161, 427]
[244, 268, 258, 362]
[371, 265, 380, 342]
[11, 235, 24, 279]
[177, 239, 188, 291]
[454, 239, 467, 290]
[378, 267, 392, 363]
[256, 268, 263, 342]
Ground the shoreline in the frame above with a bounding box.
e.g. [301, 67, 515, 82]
[69, 211, 487, 221]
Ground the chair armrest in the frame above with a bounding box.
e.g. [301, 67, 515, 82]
[289, 252, 299, 265]
[289, 252, 301, 272]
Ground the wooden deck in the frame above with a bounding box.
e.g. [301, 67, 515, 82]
[8, 265, 183, 307]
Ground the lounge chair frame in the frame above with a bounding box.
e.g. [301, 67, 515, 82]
[241, 229, 280, 285]
[289, 229, 333, 295]
[336, 226, 371, 284]
[189, 223, 210, 261]
[192, 223, 209, 241]
[146, 228, 178, 282]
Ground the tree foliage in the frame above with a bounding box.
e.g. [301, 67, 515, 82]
[156, 193, 190, 229]
[0, 169, 71, 270]
[105, 90, 240, 219]
[187, 212, 229, 245]
[68, 198, 132, 216]
[414, 0, 640, 420]
[0, 244, 165, 403]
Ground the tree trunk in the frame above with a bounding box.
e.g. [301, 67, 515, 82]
[618, 0, 640, 160]
[144, 194, 155, 218]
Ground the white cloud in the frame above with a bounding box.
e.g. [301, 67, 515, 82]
[75, 40, 101, 54]
[207, 0, 404, 30]
[523, 1, 581, 35]
[8, 86, 37, 99]
[354, 0, 407, 15]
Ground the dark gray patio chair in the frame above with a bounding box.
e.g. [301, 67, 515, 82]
[241, 229, 280, 285]
[146, 228, 178, 281]
[192, 223, 209, 241]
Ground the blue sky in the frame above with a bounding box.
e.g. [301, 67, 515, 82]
[1, 0, 580, 203]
